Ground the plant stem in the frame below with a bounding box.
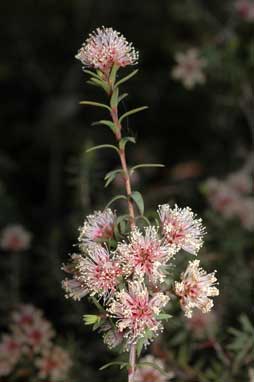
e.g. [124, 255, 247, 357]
[128, 343, 136, 382]
[110, 106, 136, 229]
[107, 81, 137, 379]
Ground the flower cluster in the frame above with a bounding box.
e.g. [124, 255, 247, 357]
[0, 304, 72, 380]
[76, 26, 139, 75]
[0, 224, 32, 252]
[62, 203, 217, 347]
[203, 165, 254, 230]
[171, 48, 207, 89]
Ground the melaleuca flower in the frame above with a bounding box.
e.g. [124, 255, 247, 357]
[134, 355, 174, 382]
[78, 244, 122, 297]
[62, 277, 89, 301]
[0, 335, 21, 366]
[78, 209, 116, 243]
[0, 225, 32, 252]
[108, 280, 169, 345]
[36, 345, 72, 379]
[235, 0, 254, 21]
[11, 305, 55, 352]
[75, 27, 139, 74]
[175, 260, 219, 318]
[116, 226, 173, 284]
[158, 204, 205, 255]
[171, 48, 207, 89]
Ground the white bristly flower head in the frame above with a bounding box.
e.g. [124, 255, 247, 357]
[171, 48, 207, 89]
[78, 209, 116, 244]
[158, 204, 205, 255]
[175, 260, 219, 318]
[117, 226, 174, 284]
[75, 27, 139, 74]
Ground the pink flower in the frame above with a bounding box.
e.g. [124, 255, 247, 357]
[0, 335, 21, 371]
[158, 204, 205, 255]
[79, 209, 116, 243]
[12, 305, 55, 352]
[76, 27, 139, 75]
[36, 345, 72, 379]
[227, 171, 252, 194]
[108, 280, 169, 345]
[78, 244, 122, 297]
[134, 355, 173, 382]
[117, 227, 173, 284]
[235, 0, 254, 21]
[0, 225, 32, 251]
[171, 48, 207, 89]
[62, 277, 89, 301]
[175, 260, 219, 318]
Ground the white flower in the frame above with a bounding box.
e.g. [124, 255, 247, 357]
[0, 225, 32, 251]
[175, 260, 219, 318]
[76, 27, 139, 74]
[172, 48, 207, 89]
[158, 204, 205, 255]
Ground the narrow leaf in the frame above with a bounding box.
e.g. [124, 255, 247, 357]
[92, 120, 116, 132]
[104, 169, 123, 180]
[115, 69, 139, 88]
[130, 163, 164, 174]
[118, 93, 128, 104]
[130, 191, 144, 215]
[156, 313, 172, 320]
[80, 101, 111, 111]
[106, 195, 127, 208]
[83, 69, 101, 80]
[99, 361, 129, 371]
[86, 144, 119, 153]
[119, 136, 136, 150]
[110, 87, 119, 108]
[119, 106, 148, 123]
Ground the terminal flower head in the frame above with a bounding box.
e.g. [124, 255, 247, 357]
[76, 27, 139, 75]
[175, 260, 219, 318]
[158, 204, 205, 255]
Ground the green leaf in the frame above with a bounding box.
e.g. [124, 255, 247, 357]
[99, 361, 129, 371]
[119, 106, 148, 123]
[130, 191, 144, 215]
[130, 163, 164, 174]
[92, 120, 116, 133]
[83, 69, 101, 80]
[106, 195, 127, 208]
[80, 101, 111, 111]
[88, 78, 110, 93]
[118, 93, 128, 104]
[86, 144, 119, 153]
[137, 337, 145, 357]
[104, 169, 123, 187]
[156, 313, 172, 320]
[115, 69, 139, 88]
[119, 136, 136, 150]
[83, 314, 100, 325]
